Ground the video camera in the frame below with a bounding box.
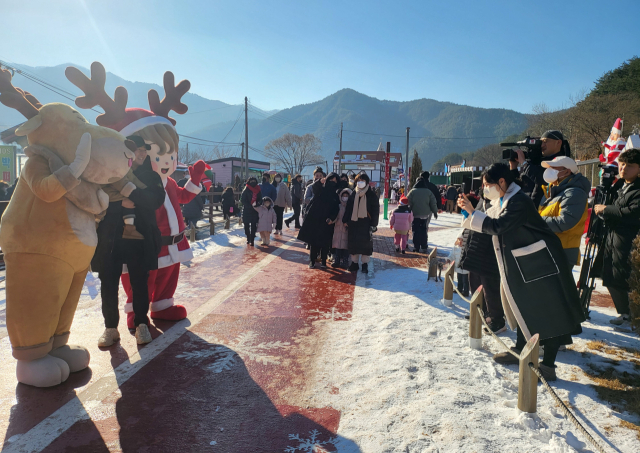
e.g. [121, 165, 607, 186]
[500, 136, 543, 162]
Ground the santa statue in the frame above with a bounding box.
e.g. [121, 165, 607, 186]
[600, 118, 626, 167]
[107, 72, 205, 328]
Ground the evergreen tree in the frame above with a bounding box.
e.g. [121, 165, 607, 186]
[409, 150, 422, 190]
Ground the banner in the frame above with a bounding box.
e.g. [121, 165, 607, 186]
[0, 145, 16, 183]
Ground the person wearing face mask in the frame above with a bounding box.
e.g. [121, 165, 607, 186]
[510, 130, 572, 207]
[241, 177, 262, 246]
[259, 173, 277, 201]
[285, 174, 304, 229]
[538, 156, 590, 266]
[457, 163, 585, 381]
[329, 188, 353, 268]
[272, 173, 292, 234]
[343, 173, 380, 273]
[298, 172, 341, 268]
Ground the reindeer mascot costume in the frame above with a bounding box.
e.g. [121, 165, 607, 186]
[0, 65, 136, 387]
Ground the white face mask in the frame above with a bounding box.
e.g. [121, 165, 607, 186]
[357, 181, 366, 189]
[483, 184, 502, 200]
[275, 178, 281, 182]
[543, 168, 559, 184]
[341, 196, 349, 202]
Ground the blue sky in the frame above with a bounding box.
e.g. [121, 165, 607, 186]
[3, 0, 638, 113]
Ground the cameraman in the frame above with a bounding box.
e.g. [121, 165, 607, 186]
[594, 148, 640, 326]
[510, 130, 570, 206]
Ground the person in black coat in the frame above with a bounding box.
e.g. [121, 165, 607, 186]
[297, 172, 341, 268]
[181, 183, 205, 228]
[458, 163, 585, 381]
[594, 148, 640, 325]
[420, 171, 443, 212]
[241, 177, 262, 246]
[211, 182, 224, 211]
[285, 174, 304, 229]
[221, 186, 237, 222]
[93, 156, 165, 345]
[343, 172, 380, 274]
[459, 196, 505, 333]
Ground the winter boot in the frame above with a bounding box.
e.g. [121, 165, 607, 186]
[395, 247, 400, 252]
[320, 261, 327, 269]
[122, 224, 144, 240]
[309, 261, 315, 269]
[98, 328, 121, 347]
[331, 259, 341, 268]
[285, 219, 291, 228]
[401, 250, 406, 255]
[348, 262, 359, 272]
[484, 317, 507, 334]
[135, 324, 152, 344]
[538, 363, 557, 381]
[225, 218, 230, 229]
[361, 263, 369, 274]
[492, 347, 520, 365]
[610, 314, 631, 325]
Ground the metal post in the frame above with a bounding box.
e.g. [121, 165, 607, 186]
[518, 334, 540, 413]
[405, 127, 410, 191]
[245, 97, 249, 180]
[338, 122, 343, 175]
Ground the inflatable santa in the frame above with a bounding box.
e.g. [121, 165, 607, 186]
[600, 118, 626, 167]
[105, 72, 205, 328]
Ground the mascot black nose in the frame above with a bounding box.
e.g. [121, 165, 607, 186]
[125, 139, 137, 152]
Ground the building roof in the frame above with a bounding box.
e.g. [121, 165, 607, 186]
[334, 150, 404, 167]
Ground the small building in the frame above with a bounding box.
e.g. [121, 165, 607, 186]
[333, 143, 404, 187]
[448, 164, 487, 193]
[205, 157, 270, 187]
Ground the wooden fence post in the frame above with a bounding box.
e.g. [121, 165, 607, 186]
[190, 223, 196, 242]
[225, 217, 230, 229]
[210, 218, 215, 236]
[518, 333, 540, 413]
[442, 263, 455, 306]
[427, 247, 438, 280]
[468, 285, 484, 349]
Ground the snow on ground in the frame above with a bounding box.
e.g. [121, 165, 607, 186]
[308, 212, 639, 453]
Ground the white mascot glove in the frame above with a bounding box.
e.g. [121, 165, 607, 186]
[68, 132, 92, 178]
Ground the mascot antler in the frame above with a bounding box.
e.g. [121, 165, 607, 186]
[0, 68, 41, 119]
[148, 72, 190, 126]
[65, 62, 128, 126]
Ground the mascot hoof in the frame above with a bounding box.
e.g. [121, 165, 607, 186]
[127, 312, 135, 330]
[48, 345, 90, 372]
[150, 305, 187, 321]
[16, 356, 70, 387]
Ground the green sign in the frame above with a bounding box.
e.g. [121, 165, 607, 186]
[0, 145, 15, 183]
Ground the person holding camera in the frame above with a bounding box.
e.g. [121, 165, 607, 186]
[538, 156, 590, 267]
[510, 130, 571, 207]
[458, 163, 585, 381]
[593, 148, 640, 325]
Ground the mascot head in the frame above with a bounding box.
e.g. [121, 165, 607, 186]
[0, 64, 136, 185]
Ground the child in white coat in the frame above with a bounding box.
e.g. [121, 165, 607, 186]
[447, 234, 469, 297]
[255, 197, 277, 246]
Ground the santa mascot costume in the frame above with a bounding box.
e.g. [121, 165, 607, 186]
[600, 118, 626, 167]
[105, 72, 206, 328]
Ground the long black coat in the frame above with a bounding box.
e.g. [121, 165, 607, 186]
[241, 186, 262, 223]
[460, 198, 500, 279]
[297, 180, 340, 247]
[92, 158, 165, 275]
[181, 185, 205, 220]
[342, 188, 380, 256]
[601, 178, 640, 289]
[464, 183, 585, 342]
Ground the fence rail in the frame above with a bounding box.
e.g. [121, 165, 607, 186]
[442, 266, 612, 453]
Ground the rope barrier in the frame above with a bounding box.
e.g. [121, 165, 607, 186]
[446, 275, 472, 304]
[475, 305, 520, 359]
[528, 363, 609, 453]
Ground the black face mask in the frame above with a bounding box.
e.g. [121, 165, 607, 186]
[249, 181, 257, 187]
[325, 180, 337, 187]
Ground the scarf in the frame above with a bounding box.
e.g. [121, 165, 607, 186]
[351, 185, 369, 222]
[246, 183, 261, 204]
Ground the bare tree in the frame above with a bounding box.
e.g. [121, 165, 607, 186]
[471, 144, 503, 167]
[263, 133, 324, 175]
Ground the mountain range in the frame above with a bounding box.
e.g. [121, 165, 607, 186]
[0, 63, 528, 170]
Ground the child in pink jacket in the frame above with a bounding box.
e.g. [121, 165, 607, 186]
[389, 196, 414, 254]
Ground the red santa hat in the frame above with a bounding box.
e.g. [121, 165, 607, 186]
[108, 108, 176, 136]
[611, 118, 623, 135]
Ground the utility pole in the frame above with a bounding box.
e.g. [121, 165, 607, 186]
[337, 122, 343, 175]
[405, 127, 410, 191]
[241, 142, 245, 182]
[244, 97, 249, 179]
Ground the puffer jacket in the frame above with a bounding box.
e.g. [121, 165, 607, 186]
[539, 173, 590, 263]
[332, 188, 352, 249]
[390, 205, 414, 235]
[447, 242, 468, 275]
[407, 179, 437, 218]
[460, 198, 500, 279]
[273, 182, 292, 208]
[255, 197, 277, 233]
